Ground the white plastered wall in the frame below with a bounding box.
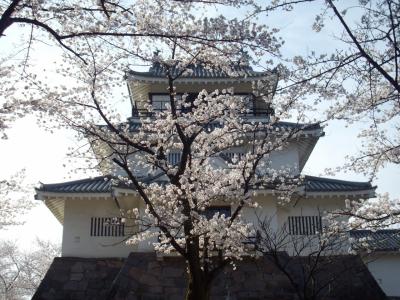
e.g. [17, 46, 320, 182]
[267, 146, 299, 175]
[278, 196, 348, 255]
[239, 194, 347, 238]
[241, 194, 278, 232]
[240, 194, 349, 255]
[276, 196, 346, 227]
[60, 191, 350, 258]
[364, 253, 400, 297]
[62, 195, 152, 258]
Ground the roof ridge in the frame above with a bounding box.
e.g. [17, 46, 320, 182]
[304, 175, 372, 186]
[38, 175, 112, 188]
[351, 229, 400, 233]
[127, 63, 275, 79]
[275, 121, 321, 129]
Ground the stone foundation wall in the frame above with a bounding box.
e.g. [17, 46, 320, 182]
[32, 257, 124, 300]
[33, 253, 387, 300]
[109, 253, 297, 300]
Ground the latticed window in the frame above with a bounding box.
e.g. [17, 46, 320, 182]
[288, 216, 322, 235]
[90, 217, 125, 237]
[168, 152, 182, 165]
[150, 94, 171, 111]
[150, 94, 192, 112]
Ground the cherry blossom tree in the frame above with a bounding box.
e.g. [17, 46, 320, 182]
[73, 66, 305, 299]
[64, 57, 307, 300]
[0, 0, 111, 135]
[2, 0, 260, 135]
[2, 1, 363, 298]
[23, 1, 318, 298]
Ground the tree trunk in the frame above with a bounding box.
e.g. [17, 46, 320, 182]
[185, 271, 210, 300]
[185, 250, 211, 300]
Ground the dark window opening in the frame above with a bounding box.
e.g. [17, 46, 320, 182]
[181, 93, 198, 113]
[143, 93, 274, 117]
[204, 206, 231, 219]
[219, 152, 245, 164]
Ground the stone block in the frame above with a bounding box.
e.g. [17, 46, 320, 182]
[141, 294, 164, 300]
[41, 288, 57, 300]
[51, 272, 70, 282]
[129, 266, 146, 279]
[70, 291, 85, 300]
[148, 261, 161, 270]
[145, 284, 163, 293]
[162, 267, 184, 278]
[77, 280, 88, 291]
[88, 279, 106, 289]
[139, 273, 159, 286]
[86, 288, 100, 297]
[126, 292, 139, 300]
[231, 270, 245, 282]
[164, 287, 182, 295]
[71, 262, 84, 273]
[64, 281, 79, 291]
[161, 278, 176, 287]
[70, 272, 84, 281]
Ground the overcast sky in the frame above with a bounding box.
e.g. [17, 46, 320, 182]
[0, 1, 398, 250]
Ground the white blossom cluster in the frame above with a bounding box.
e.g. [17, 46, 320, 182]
[103, 88, 301, 259]
[345, 194, 400, 230]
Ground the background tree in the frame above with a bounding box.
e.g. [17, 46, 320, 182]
[255, 214, 371, 300]
[254, 0, 400, 227]
[0, 238, 60, 300]
[0, 170, 32, 229]
[257, 0, 399, 175]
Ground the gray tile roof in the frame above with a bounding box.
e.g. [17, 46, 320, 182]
[304, 176, 375, 192]
[126, 119, 323, 134]
[36, 176, 116, 193]
[350, 230, 400, 252]
[127, 63, 274, 79]
[36, 175, 374, 195]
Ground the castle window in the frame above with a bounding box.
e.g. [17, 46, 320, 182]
[288, 216, 322, 235]
[150, 94, 190, 112]
[151, 94, 170, 111]
[167, 152, 182, 165]
[237, 94, 255, 111]
[204, 206, 231, 219]
[90, 217, 125, 237]
[219, 151, 245, 164]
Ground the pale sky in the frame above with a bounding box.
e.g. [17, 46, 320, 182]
[0, 1, 399, 250]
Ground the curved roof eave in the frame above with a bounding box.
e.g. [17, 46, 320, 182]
[126, 73, 275, 84]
